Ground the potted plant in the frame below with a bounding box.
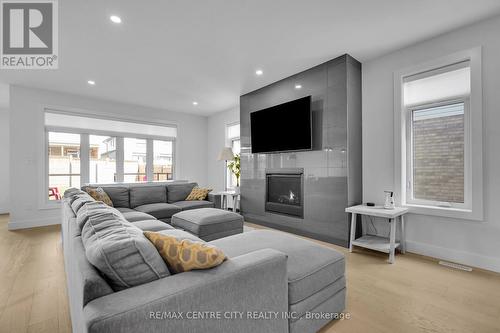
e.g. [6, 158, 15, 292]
[227, 154, 241, 194]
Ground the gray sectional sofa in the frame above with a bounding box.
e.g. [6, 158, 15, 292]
[62, 182, 346, 333]
[82, 181, 221, 224]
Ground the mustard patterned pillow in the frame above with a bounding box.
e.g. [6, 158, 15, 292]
[84, 187, 114, 207]
[144, 231, 226, 273]
[185, 187, 212, 201]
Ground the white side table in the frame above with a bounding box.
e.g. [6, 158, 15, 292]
[345, 205, 409, 264]
[213, 191, 240, 213]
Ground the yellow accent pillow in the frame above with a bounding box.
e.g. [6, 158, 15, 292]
[144, 231, 226, 273]
[185, 187, 212, 201]
[84, 187, 113, 207]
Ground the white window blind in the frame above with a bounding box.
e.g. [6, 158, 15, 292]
[403, 61, 470, 106]
[227, 123, 240, 139]
[45, 111, 177, 138]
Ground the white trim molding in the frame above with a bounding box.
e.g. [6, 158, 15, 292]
[8, 217, 59, 230]
[393, 47, 483, 221]
[406, 240, 500, 273]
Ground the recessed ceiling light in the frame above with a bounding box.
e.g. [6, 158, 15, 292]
[110, 15, 122, 23]
[87, 80, 96, 85]
[255, 69, 263, 76]
[192, 101, 198, 106]
[295, 84, 302, 89]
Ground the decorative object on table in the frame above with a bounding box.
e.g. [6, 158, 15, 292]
[384, 191, 395, 209]
[144, 231, 227, 273]
[185, 187, 212, 201]
[227, 154, 241, 194]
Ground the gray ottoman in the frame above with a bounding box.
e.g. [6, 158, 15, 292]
[171, 208, 244, 241]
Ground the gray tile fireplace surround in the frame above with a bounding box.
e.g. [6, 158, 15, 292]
[240, 54, 362, 247]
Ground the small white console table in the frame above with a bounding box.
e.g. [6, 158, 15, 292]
[213, 191, 240, 213]
[345, 205, 409, 264]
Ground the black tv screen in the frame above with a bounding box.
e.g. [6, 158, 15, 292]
[250, 96, 312, 154]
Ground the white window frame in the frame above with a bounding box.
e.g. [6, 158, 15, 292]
[406, 98, 470, 209]
[394, 47, 483, 220]
[43, 110, 177, 207]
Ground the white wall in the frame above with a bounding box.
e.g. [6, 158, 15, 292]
[206, 107, 239, 192]
[9, 86, 208, 229]
[363, 15, 500, 272]
[0, 107, 9, 214]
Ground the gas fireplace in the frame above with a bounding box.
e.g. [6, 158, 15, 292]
[265, 168, 304, 218]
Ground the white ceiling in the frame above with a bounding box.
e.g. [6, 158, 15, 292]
[1, 0, 500, 115]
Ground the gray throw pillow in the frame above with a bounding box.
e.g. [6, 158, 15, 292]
[81, 211, 170, 290]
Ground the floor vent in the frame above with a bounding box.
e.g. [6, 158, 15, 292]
[438, 260, 472, 272]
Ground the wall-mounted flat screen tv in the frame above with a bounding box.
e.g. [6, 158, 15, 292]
[250, 96, 312, 154]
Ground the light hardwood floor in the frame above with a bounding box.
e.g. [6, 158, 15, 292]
[1, 215, 499, 333]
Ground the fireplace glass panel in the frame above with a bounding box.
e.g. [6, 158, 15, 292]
[267, 175, 302, 206]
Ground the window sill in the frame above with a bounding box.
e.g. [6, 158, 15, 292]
[403, 203, 482, 221]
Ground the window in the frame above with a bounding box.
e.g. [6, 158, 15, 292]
[153, 140, 174, 181]
[124, 138, 147, 182]
[404, 62, 470, 209]
[45, 111, 177, 202]
[89, 135, 117, 183]
[226, 123, 240, 190]
[395, 48, 483, 220]
[48, 132, 81, 200]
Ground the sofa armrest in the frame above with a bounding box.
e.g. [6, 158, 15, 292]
[83, 249, 289, 333]
[207, 192, 222, 208]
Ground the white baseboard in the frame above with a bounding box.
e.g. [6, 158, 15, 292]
[0, 207, 9, 214]
[8, 217, 59, 230]
[406, 240, 500, 273]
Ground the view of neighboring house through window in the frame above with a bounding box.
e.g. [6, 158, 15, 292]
[153, 140, 174, 180]
[48, 132, 81, 200]
[89, 135, 117, 183]
[44, 111, 177, 201]
[403, 61, 470, 208]
[226, 123, 240, 190]
[124, 138, 147, 182]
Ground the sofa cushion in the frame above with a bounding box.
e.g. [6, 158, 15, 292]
[64, 188, 86, 203]
[158, 229, 204, 243]
[144, 231, 226, 273]
[101, 186, 129, 208]
[71, 193, 95, 213]
[121, 211, 156, 222]
[289, 276, 345, 320]
[130, 185, 167, 208]
[166, 182, 197, 203]
[173, 200, 214, 211]
[76, 201, 116, 231]
[171, 208, 243, 239]
[134, 203, 181, 219]
[115, 207, 135, 213]
[210, 230, 345, 304]
[81, 211, 170, 291]
[73, 236, 114, 306]
[132, 220, 175, 232]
